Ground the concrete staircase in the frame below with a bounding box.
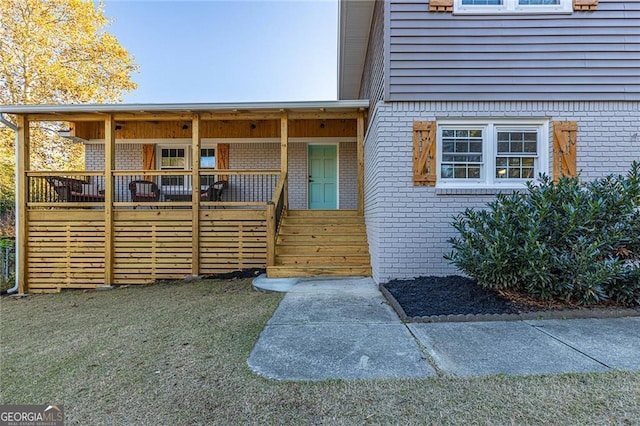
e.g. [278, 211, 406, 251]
[266, 210, 372, 278]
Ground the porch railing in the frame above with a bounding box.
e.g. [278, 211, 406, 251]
[266, 171, 287, 267]
[26, 170, 280, 209]
[27, 171, 106, 207]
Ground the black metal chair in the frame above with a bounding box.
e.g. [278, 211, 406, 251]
[200, 180, 227, 203]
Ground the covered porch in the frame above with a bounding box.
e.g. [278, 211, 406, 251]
[4, 101, 369, 293]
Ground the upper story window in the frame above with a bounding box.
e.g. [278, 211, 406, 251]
[455, 0, 572, 14]
[437, 120, 549, 188]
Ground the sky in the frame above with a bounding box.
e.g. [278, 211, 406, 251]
[101, 0, 339, 104]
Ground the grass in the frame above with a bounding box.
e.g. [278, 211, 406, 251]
[1, 279, 639, 425]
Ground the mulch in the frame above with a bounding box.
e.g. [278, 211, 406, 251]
[381, 275, 640, 322]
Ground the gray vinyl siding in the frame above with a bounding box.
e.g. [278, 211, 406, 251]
[388, 0, 640, 101]
[359, 0, 386, 108]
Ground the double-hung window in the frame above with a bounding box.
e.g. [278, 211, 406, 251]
[437, 121, 548, 187]
[158, 146, 216, 190]
[200, 148, 216, 188]
[160, 148, 186, 187]
[454, 0, 572, 14]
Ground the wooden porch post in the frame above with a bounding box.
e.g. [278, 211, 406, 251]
[280, 111, 288, 210]
[191, 114, 201, 276]
[104, 115, 115, 286]
[357, 111, 365, 216]
[16, 115, 29, 293]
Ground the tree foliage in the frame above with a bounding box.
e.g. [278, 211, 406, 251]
[0, 0, 138, 214]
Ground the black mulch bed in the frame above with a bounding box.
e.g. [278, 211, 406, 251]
[203, 268, 265, 280]
[381, 275, 640, 322]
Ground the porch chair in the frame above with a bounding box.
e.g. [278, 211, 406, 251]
[128, 179, 160, 208]
[45, 176, 105, 202]
[200, 180, 227, 203]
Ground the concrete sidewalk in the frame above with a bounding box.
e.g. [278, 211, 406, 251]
[247, 277, 640, 380]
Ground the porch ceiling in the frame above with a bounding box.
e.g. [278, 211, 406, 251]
[72, 118, 359, 140]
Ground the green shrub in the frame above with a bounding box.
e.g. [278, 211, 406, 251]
[445, 161, 640, 306]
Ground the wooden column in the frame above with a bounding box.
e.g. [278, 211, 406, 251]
[280, 111, 288, 210]
[191, 114, 201, 276]
[16, 115, 29, 294]
[104, 115, 115, 286]
[357, 111, 365, 216]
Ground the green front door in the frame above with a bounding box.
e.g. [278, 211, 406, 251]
[308, 145, 337, 209]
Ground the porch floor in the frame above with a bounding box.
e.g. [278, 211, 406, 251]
[267, 210, 372, 278]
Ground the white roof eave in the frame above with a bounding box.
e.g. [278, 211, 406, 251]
[0, 100, 370, 115]
[337, 0, 375, 100]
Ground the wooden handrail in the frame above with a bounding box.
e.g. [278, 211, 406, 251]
[266, 171, 287, 267]
[28, 169, 280, 176]
[26, 170, 104, 176]
[270, 171, 287, 205]
[113, 169, 280, 176]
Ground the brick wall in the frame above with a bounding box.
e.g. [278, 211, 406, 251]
[288, 143, 307, 209]
[365, 101, 640, 283]
[85, 143, 142, 170]
[339, 141, 358, 209]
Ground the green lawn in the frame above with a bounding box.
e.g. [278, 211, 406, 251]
[1, 279, 638, 425]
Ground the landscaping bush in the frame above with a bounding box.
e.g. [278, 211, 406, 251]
[445, 161, 640, 306]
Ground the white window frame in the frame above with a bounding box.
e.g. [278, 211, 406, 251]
[454, 0, 572, 14]
[156, 144, 217, 192]
[199, 147, 217, 189]
[436, 120, 549, 189]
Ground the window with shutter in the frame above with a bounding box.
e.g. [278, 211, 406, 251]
[552, 121, 578, 180]
[413, 121, 437, 186]
[435, 119, 549, 188]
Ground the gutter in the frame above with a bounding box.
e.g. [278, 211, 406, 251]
[0, 113, 19, 295]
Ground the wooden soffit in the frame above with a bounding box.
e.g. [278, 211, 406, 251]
[71, 118, 358, 140]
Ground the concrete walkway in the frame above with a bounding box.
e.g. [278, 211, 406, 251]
[248, 277, 640, 380]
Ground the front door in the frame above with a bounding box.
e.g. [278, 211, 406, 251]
[308, 145, 337, 209]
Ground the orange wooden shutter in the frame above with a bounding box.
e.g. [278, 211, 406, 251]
[413, 121, 437, 186]
[573, 0, 598, 11]
[552, 121, 578, 180]
[429, 0, 453, 12]
[142, 144, 155, 180]
[216, 143, 229, 181]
